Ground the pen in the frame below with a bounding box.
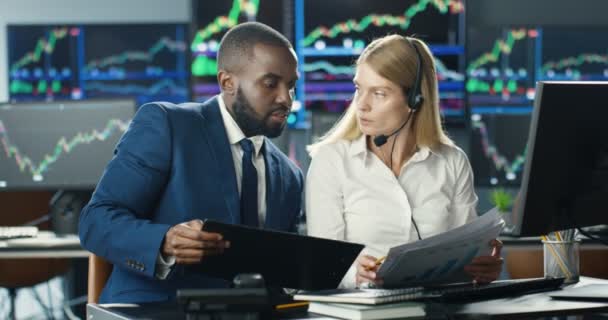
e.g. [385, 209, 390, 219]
[365, 255, 386, 271]
[541, 235, 572, 278]
[275, 301, 309, 310]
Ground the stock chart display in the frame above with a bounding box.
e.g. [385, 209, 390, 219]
[8, 24, 188, 105]
[466, 27, 538, 107]
[8, 3, 607, 188]
[469, 107, 530, 186]
[466, 26, 537, 187]
[540, 27, 608, 81]
[0, 99, 135, 189]
[467, 24, 608, 186]
[297, 0, 466, 123]
[8, 26, 78, 101]
[191, 0, 284, 95]
[189, 0, 304, 126]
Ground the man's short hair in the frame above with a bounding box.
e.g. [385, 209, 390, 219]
[217, 22, 292, 73]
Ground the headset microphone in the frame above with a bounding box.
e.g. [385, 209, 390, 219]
[373, 112, 413, 147]
[373, 135, 389, 148]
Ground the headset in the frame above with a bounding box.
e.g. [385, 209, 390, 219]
[372, 37, 425, 240]
[405, 38, 425, 113]
[372, 37, 425, 148]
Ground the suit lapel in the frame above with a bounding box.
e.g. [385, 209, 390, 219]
[263, 140, 282, 229]
[198, 98, 240, 224]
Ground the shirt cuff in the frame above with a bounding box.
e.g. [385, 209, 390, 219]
[154, 251, 176, 280]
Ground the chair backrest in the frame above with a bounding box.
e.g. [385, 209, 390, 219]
[87, 254, 113, 303]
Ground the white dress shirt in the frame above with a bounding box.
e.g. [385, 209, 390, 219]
[155, 96, 267, 279]
[305, 134, 478, 288]
[218, 95, 267, 223]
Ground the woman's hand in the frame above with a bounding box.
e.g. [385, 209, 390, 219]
[464, 239, 504, 284]
[356, 254, 384, 287]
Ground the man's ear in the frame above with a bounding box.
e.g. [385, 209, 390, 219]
[218, 70, 236, 96]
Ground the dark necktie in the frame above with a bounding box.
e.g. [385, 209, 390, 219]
[239, 138, 259, 227]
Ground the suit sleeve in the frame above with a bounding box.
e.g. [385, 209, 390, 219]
[290, 168, 305, 233]
[79, 103, 173, 279]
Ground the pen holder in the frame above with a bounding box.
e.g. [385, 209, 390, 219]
[542, 239, 580, 284]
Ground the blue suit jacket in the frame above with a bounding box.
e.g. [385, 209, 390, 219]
[79, 97, 304, 303]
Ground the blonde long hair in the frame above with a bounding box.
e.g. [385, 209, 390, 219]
[308, 35, 453, 156]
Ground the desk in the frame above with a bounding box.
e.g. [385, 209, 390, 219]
[87, 277, 608, 320]
[0, 232, 89, 259]
[501, 236, 608, 279]
[501, 236, 607, 251]
[445, 277, 608, 319]
[0, 232, 89, 319]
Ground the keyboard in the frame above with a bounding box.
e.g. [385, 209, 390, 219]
[0, 226, 39, 240]
[424, 277, 565, 302]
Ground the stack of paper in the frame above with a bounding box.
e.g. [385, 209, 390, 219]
[308, 301, 426, 320]
[0, 231, 81, 248]
[377, 207, 505, 287]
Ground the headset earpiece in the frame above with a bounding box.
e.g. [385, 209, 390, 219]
[406, 38, 424, 112]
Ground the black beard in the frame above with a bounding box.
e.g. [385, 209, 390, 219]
[231, 87, 286, 138]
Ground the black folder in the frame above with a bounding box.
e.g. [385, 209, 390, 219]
[193, 220, 364, 290]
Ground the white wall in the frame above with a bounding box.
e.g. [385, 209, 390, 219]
[0, 0, 191, 101]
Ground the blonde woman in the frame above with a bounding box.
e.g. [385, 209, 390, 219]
[306, 35, 502, 288]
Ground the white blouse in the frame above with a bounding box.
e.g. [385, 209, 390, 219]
[305, 135, 478, 288]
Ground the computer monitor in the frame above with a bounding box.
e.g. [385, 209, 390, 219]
[0, 99, 135, 190]
[512, 81, 608, 236]
[466, 23, 608, 187]
[191, 1, 286, 102]
[7, 23, 189, 105]
[298, 0, 466, 123]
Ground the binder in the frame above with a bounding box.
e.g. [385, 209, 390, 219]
[190, 220, 364, 290]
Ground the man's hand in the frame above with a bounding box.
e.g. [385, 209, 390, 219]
[162, 219, 230, 264]
[464, 239, 503, 284]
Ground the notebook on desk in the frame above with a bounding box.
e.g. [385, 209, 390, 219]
[294, 287, 424, 305]
[191, 220, 364, 290]
[0, 226, 38, 240]
[294, 277, 565, 305]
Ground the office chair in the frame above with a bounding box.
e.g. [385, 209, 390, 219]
[87, 254, 113, 303]
[0, 191, 71, 319]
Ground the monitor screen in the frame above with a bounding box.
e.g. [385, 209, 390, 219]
[512, 81, 608, 236]
[297, 0, 466, 123]
[0, 99, 135, 190]
[470, 106, 531, 186]
[466, 17, 608, 187]
[466, 24, 538, 188]
[189, 0, 303, 126]
[191, 0, 288, 101]
[7, 23, 189, 105]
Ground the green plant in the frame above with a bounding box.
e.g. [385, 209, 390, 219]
[490, 188, 513, 212]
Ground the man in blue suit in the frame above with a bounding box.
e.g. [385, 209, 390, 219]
[79, 22, 303, 303]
